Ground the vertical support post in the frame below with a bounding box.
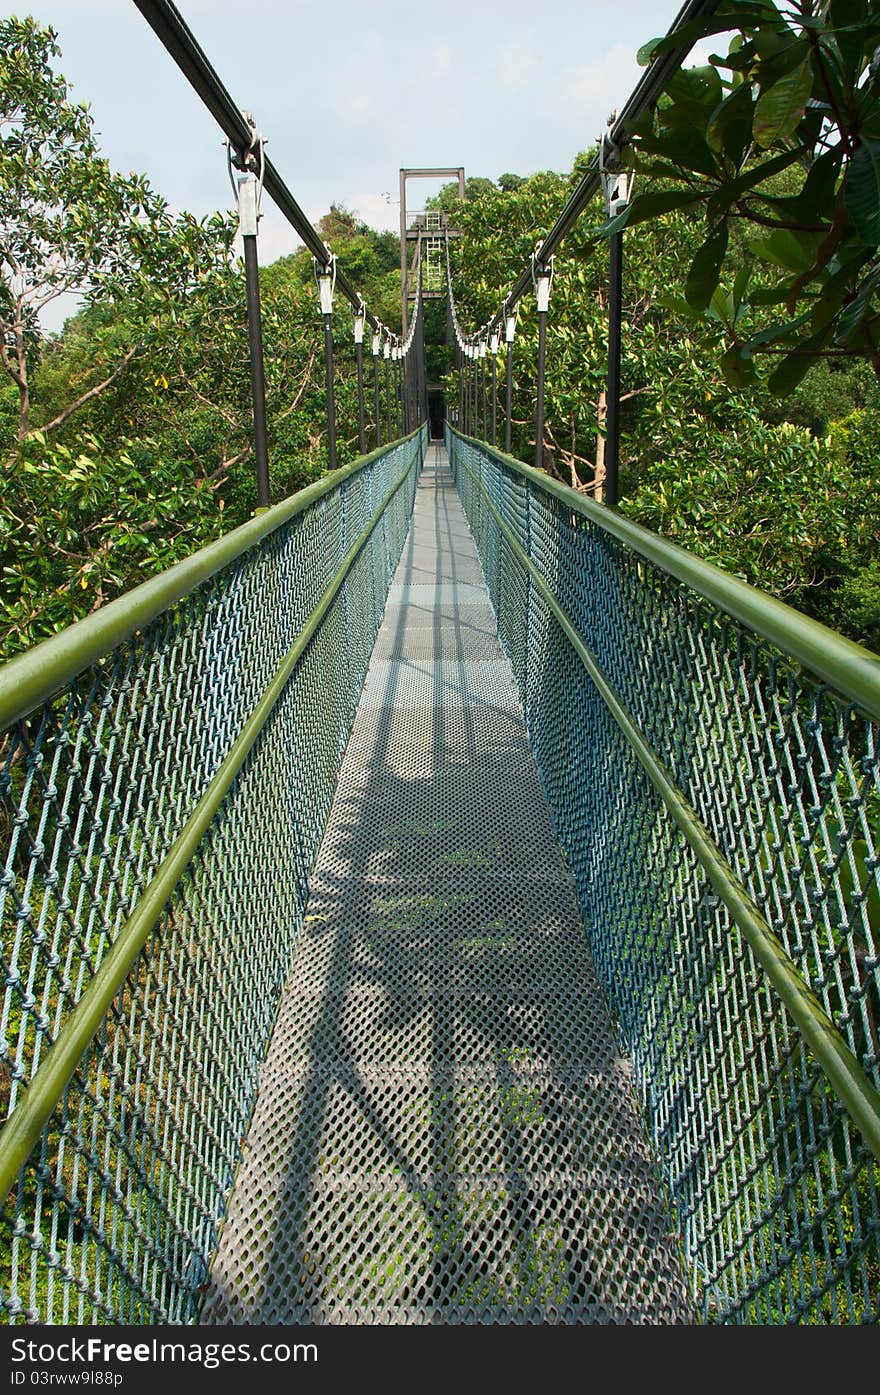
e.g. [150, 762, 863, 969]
[605, 228, 624, 507]
[490, 331, 499, 446]
[472, 349, 479, 435]
[479, 339, 487, 441]
[600, 132, 632, 508]
[403, 344, 410, 435]
[315, 252, 338, 472]
[237, 173, 270, 508]
[398, 347, 405, 437]
[504, 310, 515, 454]
[399, 168, 409, 339]
[372, 331, 382, 446]
[534, 309, 547, 471]
[460, 341, 468, 424]
[384, 337, 392, 441]
[532, 253, 553, 472]
[418, 307, 427, 427]
[354, 305, 366, 455]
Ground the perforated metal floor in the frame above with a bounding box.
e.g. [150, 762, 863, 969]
[202, 445, 692, 1325]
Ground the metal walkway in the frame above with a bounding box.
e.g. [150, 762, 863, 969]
[202, 444, 691, 1324]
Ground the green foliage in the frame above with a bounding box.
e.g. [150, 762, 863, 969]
[1, 430, 223, 649]
[0, 16, 225, 440]
[0, 25, 405, 661]
[624, 0, 880, 389]
[447, 156, 880, 650]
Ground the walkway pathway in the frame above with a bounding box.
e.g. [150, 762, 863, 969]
[202, 443, 691, 1324]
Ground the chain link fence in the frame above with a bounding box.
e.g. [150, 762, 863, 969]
[0, 430, 424, 1323]
[449, 425, 880, 1324]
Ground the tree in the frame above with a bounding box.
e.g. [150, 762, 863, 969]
[0, 17, 236, 441]
[426, 177, 500, 217]
[614, 0, 880, 392]
[2, 19, 147, 435]
[0, 18, 410, 660]
[445, 163, 880, 648]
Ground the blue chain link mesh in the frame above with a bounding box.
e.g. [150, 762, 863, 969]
[449, 428, 880, 1324]
[0, 434, 422, 1323]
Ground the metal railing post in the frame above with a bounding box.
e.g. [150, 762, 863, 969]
[236, 171, 270, 508]
[605, 231, 623, 505]
[460, 341, 468, 426]
[315, 251, 338, 472]
[504, 310, 515, 454]
[490, 331, 499, 446]
[600, 131, 632, 508]
[384, 337, 392, 441]
[372, 331, 382, 447]
[354, 303, 366, 454]
[532, 251, 553, 472]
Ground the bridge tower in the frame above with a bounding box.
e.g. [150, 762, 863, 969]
[398, 167, 465, 336]
[399, 168, 465, 436]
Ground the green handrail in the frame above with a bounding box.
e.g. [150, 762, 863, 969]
[453, 440, 880, 1166]
[0, 427, 423, 732]
[449, 427, 880, 724]
[0, 439, 420, 1202]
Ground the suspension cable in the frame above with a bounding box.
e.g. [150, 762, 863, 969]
[476, 0, 724, 336]
[132, 0, 383, 332]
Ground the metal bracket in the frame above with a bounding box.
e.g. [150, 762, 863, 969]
[531, 244, 555, 313]
[599, 114, 633, 219]
[314, 246, 338, 314]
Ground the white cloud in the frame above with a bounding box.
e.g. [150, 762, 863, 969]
[562, 43, 642, 122]
[494, 36, 540, 92]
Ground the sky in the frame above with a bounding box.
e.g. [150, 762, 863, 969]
[26, 0, 703, 325]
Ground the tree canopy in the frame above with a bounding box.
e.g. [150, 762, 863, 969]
[0, 20, 403, 659]
[616, 0, 880, 392]
[445, 157, 880, 649]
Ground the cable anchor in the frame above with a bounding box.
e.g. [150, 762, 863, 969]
[228, 112, 266, 238]
[314, 244, 337, 314]
[531, 244, 554, 313]
[599, 113, 633, 219]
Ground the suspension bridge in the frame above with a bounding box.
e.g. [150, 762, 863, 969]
[1, 0, 879, 1327]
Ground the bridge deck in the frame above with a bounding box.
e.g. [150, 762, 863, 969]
[202, 444, 692, 1324]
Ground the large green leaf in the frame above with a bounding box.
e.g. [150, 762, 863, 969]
[625, 188, 705, 226]
[834, 261, 880, 342]
[706, 147, 805, 218]
[665, 65, 724, 122]
[759, 147, 842, 223]
[637, 125, 719, 177]
[740, 310, 813, 356]
[766, 349, 814, 395]
[720, 343, 757, 389]
[635, 7, 781, 67]
[707, 83, 754, 164]
[748, 227, 826, 273]
[845, 139, 880, 246]
[765, 325, 831, 395]
[685, 223, 729, 311]
[752, 57, 814, 147]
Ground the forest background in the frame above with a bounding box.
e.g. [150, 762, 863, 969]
[3, 2, 880, 661]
